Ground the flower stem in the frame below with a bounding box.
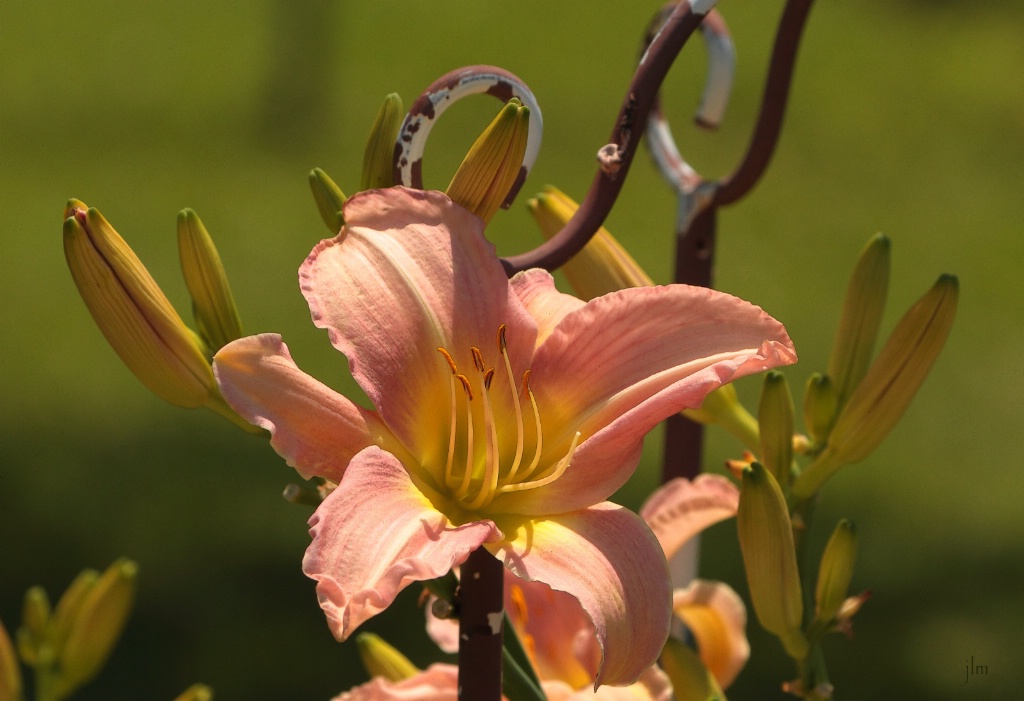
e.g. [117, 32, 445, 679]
[458, 546, 504, 701]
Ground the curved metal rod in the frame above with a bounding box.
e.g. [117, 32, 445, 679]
[393, 65, 544, 209]
[715, 0, 815, 205]
[501, 0, 711, 275]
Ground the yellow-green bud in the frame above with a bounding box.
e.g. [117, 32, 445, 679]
[63, 201, 216, 409]
[177, 209, 243, 356]
[47, 570, 99, 657]
[659, 638, 725, 701]
[827, 233, 890, 408]
[527, 185, 654, 300]
[309, 167, 347, 234]
[793, 275, 958, 501]
[15, 587, 50, 666]
[685, 383, 760, 454]
[446, 99, 529, 223]
[356, 633, 420, 682]
[0, 618, 23, 701]
[803, 373, 838, 445]
[361, 93, 404, 191]
[54, 559, 138, 697]
[737, 463, 807, 659]
[172, 684, 214, 701]
[815, 520, 858, 623]
[759, 371, 794, 487]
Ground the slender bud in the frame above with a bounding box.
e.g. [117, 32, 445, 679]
[63, 201, 216, 408]
[15, 587, 50, 666]
[446, 99, 529, 223]
[356, 633, 420, 682]
[759, 371, 794, 487]
[177, 209, 243, 356]
[46, 570, 99, 656]
[172, 684, 214, 701]
[793, 275, 958, 501]
[737, 463, 807, 658]
[1, 618, 23, 701]
[827, 234, 890, 408]
[815, 520, 858, 623]
[803, 373, 838, 445]
[308, 167, 347, 233]
[659, 638, 725, 701]
[527, 185, 654, 300]
[684, 383, 760, 454]
[55, 559, 138, 696]
[360, 93, 404, 191]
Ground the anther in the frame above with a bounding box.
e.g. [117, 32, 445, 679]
[483, 368, 495, 390]
[497, 323, 508, 351]
[457, 374, 474, 401]
[437, 347, 458, 374]
[471, 346, 485, 372]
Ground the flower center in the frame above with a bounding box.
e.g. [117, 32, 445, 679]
[437, 324, 580, 511]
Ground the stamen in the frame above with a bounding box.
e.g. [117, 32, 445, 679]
[438, 348, 460, 489]
[499, 431, 580, 494]
[456, 373, 474, 401]
[437, 347, 458, 374]
[471, 346, 486, 372]
[483, 368, 495, 390]
[455, 376, 475, 499]
[517, 371, 544, 480]
[464, 361, 501, 511]
[498, 325, 526, 484]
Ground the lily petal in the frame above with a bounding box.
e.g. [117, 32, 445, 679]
[673, 579, 750, 689]
[493, 502, 671, 688]
[305, 446, 503, 640]
[213, 334, 392, 482]
[506, 285, 795, 515]
[639, 475, 739, 561]
[510, 268, 586, 348]
[300, 188, 536, 461]
[332, 664, 460, 701]
[541, 666, 672, 701]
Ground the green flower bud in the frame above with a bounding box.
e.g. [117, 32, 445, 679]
[308, 167, 347, 234]
[63, 201, 215, 409]
[659, 638, 725, 701]
[15, 587, 50, 666]
[361, 93, 404, 191]
[54, 559, 138, 697]
[685, 383, 760, 454]
[47, 570, 99, 657]
[0, 618, 23, 701]
[446, 98, 529, 223]
[802, 373, 838, 446]
[527, 185, 654, 300]
[356, 633, 420, 682]
[737, 463, 807, 659]
[815, 520, 858, 624]
[759, 371, 794, 487]
[172, 684, 214, 701]
[792, 275, 958, 501]
[827, 234, 890, 408]
[177, 209, 243, 356]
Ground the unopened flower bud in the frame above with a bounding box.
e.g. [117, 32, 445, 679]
[828, 233, 890, 408]
[737, 463, 807, 658]
[527, 185, 654, 300]
[685, 383, 760, 453]
[63, 201, 216, 408]
[793, 275, 958, 501]
[659, 638, 725, 701]
[361, 93, 404, 191]
[759, 371, 794, 487]
[55, 559, 138, 696]
[172, 684, 214, 701]
[0, 618, 22, 701]
[15, 587, 50, 666]
[46, 569, 99, 656]
[177, 209, 243, 355]
[309, 167, 347, 234]
[803, 373, 838, 445]
[814, 519, 858, 623]
[446, 98, 529, 223]
[356, 633, 420, 682]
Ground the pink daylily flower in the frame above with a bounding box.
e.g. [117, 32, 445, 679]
[213, 187, 796, 686]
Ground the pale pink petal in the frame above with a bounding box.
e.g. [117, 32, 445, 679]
[301, 188, 536, 461]
[492, 502, 671, 688]
[502, 285, 796, 515]
[541, 665, 673, 701]
[639, 475, 739, 561]
[510, 268, 586, 347]
[332, 664, 460, 701]
[305, 446, 503, 641]
[673, 579, 750, 689]
[213, 334, 393, 481]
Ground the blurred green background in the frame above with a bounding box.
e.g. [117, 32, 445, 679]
[2, 1, 1022, 699]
